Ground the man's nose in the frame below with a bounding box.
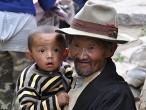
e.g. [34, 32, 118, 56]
[78, 48, 88, 59]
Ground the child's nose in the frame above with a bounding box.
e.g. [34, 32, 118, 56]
[47, 51, 53, 59]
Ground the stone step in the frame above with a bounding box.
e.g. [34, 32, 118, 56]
[91, 0, 146, 26]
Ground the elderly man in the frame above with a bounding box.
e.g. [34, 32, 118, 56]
[56, 1, 136, 110]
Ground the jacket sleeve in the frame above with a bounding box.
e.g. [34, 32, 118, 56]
[38, 0, 56, 11]
[16, 68, 60, 110]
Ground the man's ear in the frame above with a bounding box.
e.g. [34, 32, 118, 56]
[25, 50, 34, 61]
[63, 48, 69, 59]
[106, 43, 117, 58]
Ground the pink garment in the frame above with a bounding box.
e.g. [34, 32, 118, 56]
[34, 2, 69, 26]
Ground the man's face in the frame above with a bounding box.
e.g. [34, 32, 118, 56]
[69, 36, 112, 76]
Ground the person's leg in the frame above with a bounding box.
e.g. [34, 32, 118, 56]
[10, 51, 33, 110]
[0, 51, 33, 109]
[9, 51, 33, 84]
[0, 51, 14, 110]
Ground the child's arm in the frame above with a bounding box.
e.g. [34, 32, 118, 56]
[60, 63, 73, 92]
[16, 87, 61, 110]
[16, 68, 61, 110]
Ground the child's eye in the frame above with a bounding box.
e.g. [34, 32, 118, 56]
[54, 48, 61, 52]
[39, 49, 45, 53]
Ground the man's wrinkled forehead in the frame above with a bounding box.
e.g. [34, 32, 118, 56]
[68, 35, 114, 48]
[69, 35, 100, 43]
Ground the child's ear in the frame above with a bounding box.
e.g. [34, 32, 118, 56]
[63, 48, 69, 59]
[25, 50, 34, 61]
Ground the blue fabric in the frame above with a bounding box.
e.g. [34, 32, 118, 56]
[73, 0, 87, 13]
[0, 0, 56, 15]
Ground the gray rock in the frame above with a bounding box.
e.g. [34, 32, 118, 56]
[91, 0, 146, 26]
[129, 45, 146, 67]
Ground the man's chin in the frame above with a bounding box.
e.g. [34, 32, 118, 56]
[75, 66, 92, 77]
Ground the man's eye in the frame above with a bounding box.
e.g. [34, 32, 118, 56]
[75, 44, 79, 47]
[72, 44, 79, 48]
[89, 46, 94, 50]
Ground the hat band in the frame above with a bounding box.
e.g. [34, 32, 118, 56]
[71, 18, 118, 38]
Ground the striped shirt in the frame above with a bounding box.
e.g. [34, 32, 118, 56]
[16, 62, 73, 110]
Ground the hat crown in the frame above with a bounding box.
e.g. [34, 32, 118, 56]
[56, 1, 129, 44]
[74, 1, 118, 26]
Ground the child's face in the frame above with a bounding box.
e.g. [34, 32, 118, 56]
[29, 33, 65, 72]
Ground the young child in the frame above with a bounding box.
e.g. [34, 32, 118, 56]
[15, 25, 73, 110]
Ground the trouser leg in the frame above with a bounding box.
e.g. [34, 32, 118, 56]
[10, 52, 33, 110]
[0, 51, 13, 110]
[9, 52, 33, 84]
[0, 51, 33, 110]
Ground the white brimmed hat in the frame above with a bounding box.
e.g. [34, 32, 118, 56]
[56, 1, 129, 44]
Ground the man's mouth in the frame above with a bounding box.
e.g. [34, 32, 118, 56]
[78, 61, 90, 63]
[77, 60, 90, 64]
[76, 61, 90, 67]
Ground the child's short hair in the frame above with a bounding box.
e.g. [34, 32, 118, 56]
[28, 25, 67, 51]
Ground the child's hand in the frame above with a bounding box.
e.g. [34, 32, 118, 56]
[57, 91, 69, 106]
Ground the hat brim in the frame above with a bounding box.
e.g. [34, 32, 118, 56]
[56, 28, 129, 44]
